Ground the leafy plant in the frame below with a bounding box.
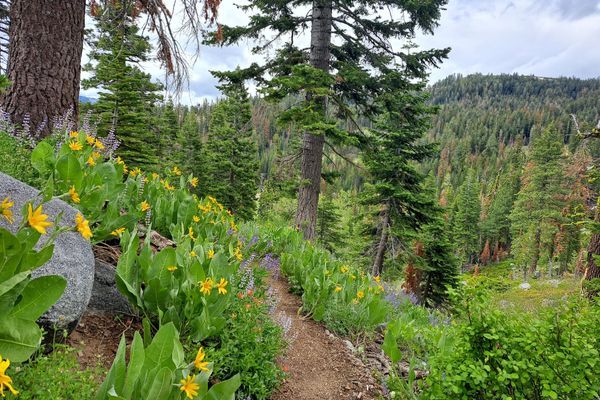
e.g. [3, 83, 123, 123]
[95, 323, 240, 400]
[0, 203, 67, 362]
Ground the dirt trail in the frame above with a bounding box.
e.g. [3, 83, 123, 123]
[269, 276, 380, 400]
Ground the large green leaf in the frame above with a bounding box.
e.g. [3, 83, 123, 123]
[0, 271, 30, 297]
[205, 373, 241, 400]
[142, 367, 173, 400]
[122, 332, 145, 398]
[94, 335, 127, 400]
[10, 275, 66, 321]
[0, 317, 42, 362]
[31, 141, 55, 174]
[143, 323, 178, 371]
[55, 154, 83, 188]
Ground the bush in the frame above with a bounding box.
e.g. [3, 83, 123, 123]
[0, 131, 40, 187]
[207, 287, 285, 400]
[420, 288, 600, 399]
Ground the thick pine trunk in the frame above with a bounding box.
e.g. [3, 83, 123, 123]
[529, 227, 541, 274]
[1, 0, 85, 137]
[585, 208, 600, 281]
[295, 0, 332, 240]
[372, 205, 390, 276]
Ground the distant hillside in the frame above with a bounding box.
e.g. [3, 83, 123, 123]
[423, 73, 600, 189]
[79, 95, 97, 104]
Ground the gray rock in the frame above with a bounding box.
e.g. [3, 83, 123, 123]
[0, 172, 94, 331]
[88, 259, 133, 315]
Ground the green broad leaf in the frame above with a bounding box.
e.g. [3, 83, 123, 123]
[31, 141, 55, 174]
[94, 335, 127, 400]
[205, 373, 241, 400]
[144, 323, 178, 370]
[0, 270, 30, 297]
[0, 317, 42, 362]
[10, 275, 66, 320]
[122, 332, 145, 398]
[143, 367, 173, 400]
[19, 244, 55, 273]
[382, 327, 402, 363]
[55, 154, 83, 188]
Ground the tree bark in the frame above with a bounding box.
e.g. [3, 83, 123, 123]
[372, 205, 390, 276]
[294, 0, 332, 240]
[584, 208, 600, 281]
[529, 227, 541, 274]
[1, 0, 85, 137]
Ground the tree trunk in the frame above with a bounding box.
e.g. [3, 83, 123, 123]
[294, 0, 332, 240]
[529, 227, 541, 274]
[584, 208, 600, 281]
[372, 205, 390, 276]
[1, 0, 85, 137]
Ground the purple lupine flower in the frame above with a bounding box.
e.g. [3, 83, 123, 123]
[227, 228, 234, 235]
[246, 235, 259, 248]
[100, 127, 120, 157]
[260, 253, 280, 279]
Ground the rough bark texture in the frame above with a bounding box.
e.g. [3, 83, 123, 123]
[529, 227, 541, 274]
[585, 209, 600, 281]
[1, 0, 85, 137]
[295, 0, 332, 240]
[372, 206, 390, 276]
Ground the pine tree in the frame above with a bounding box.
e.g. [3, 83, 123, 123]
[363, 88, 439, 276]
[178, 109, 203, 186]
[209, 0, 449, 239]
[157, 97, 180, 168]
[316, 193, 345, 253]
[510, 126, 567, 274]
[83, 2, 163, 168]
[417, 216, 459, 307]
[198, 82, 259, 220]
[452, 170, 481, 265]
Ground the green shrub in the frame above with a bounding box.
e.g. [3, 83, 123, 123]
[207, 289, 285, 400]
[11, 346, 103, 400]
[0, 131, 40, 187]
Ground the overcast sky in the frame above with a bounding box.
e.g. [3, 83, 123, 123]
[80, 0, 600, 105]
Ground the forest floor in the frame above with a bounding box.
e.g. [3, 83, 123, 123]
[269, 275, 381, 400]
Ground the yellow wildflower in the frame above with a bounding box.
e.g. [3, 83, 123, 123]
[140, 201, 150, 212]
[151, 172, 159, 180]
[130, 167, 142, 178]
[194, 347, 210, 371]
[75, 213, 93, 240]
[167, 265, 177, 272]
[0, 355, 18, 397]
[86, 155, 96, 167]
[216, 278, 228, 295]
[357, 290, 365, 299]
[190, 177, 198, 187]
[27, 204, 52, 234]
[94, 138, 105, 149]
[69, 185, 80, 203]
[0, 197, 14, 224]
[68, 140, 83, 151]
[334, 286, 342, 293]
[163, 181, 175, 191]
[91, 151, 101, 160]
[193, 215, 200, 223]
[200, 278, 213, 295]
[69, 130, 79, 138]
[172, 166, 182, 176]
[207, 249, 215, 259]
[188, 226, 196, 240]
[85, 134, 95, 145]
[234, 247, 243, 261]
[374, 275, 381, 283]
[179, 375, 199, 400]
[111, 227, 126, 237]
[208, 195, 217, 203]
[190, 250, 197, 257]
[340, 266, 349, 274]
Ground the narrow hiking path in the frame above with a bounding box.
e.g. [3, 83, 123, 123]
[269, 275, 381, 400]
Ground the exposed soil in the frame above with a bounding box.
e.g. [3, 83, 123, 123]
[66, 312, 142, 369]
[269, 276, 381, 400]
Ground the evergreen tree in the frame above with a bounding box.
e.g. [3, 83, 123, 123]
[209, 0, 449, 239]
[83, 2, 163, 168]
[198, 83, 259, 220]
[416, 216, 459, 307]
[316, 194, 345, 253]
[157, 97, 180, 168]
[178, 110, 203, 186]
[362, 88, 439, 276]
[509, 126, 567, 274]
[451, 170, 481, 265]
